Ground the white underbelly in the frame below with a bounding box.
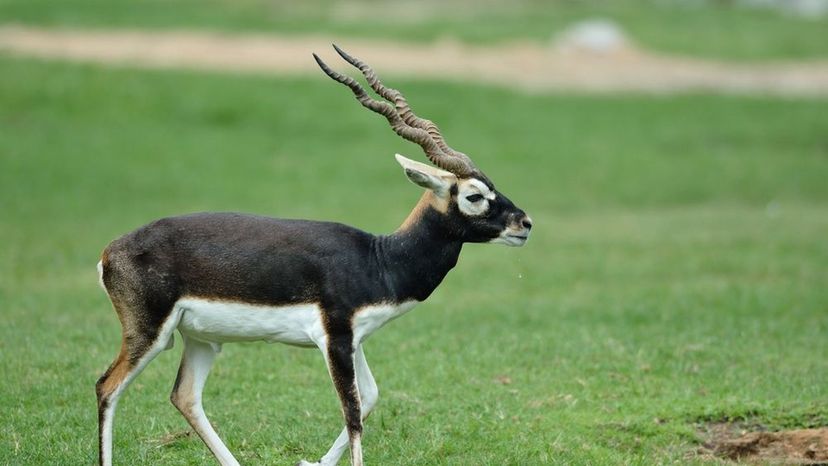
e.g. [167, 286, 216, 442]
[175, 297, 419, 348]
[176, 297, 325, 347]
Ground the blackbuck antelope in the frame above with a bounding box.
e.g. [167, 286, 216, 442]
[95, 45, 532, 466]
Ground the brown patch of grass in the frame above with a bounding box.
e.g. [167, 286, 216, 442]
[151, 430, 193, 448]
[699, 422, 828, 464]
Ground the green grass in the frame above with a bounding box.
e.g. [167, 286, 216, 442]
[1, 0, 827, 61]
[1, 55, 827, 465]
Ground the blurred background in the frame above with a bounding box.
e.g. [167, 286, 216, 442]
[1, 1, 827, 464]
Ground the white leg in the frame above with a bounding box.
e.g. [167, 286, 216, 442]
[97, 310, 181, 466]
[299, 344, 378, 466]
[171, 336, 240, 466]
[98, 345, 164, 466]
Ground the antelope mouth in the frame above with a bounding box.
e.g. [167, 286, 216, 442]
[507, 234, 529, 246]
[491, 231, 530, 247]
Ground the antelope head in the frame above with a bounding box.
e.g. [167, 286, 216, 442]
[314, 45, 533, 247]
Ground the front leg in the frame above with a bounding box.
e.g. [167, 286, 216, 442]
[300, 345, 377, 466]
[302, 332, 364, 466]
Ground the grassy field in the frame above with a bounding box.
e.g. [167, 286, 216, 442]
[1, 55, 827, 465]
[1, 0, 828, 61]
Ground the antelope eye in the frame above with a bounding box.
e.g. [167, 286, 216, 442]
[465, 194, 485, 203]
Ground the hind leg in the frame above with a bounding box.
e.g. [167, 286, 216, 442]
[95, 309, 181, 466]
[170, 336, 239, 466]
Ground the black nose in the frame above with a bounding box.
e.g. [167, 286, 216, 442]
[521, 216, 533, 230]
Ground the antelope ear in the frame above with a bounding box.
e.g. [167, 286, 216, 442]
[394, 153, 456, 195]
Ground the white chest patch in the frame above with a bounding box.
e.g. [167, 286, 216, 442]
[352, 301, 418, 343]
[176, 298, 325, 347]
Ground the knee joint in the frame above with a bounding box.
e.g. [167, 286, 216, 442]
[170, 388, 197, 412]
[347, 417, 363, 435]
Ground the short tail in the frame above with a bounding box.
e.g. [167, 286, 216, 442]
[97, 260, 106, 291]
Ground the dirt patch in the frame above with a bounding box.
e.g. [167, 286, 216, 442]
[1, 25, 827, 95]
[699, 423, 828, 464]
[150, 430, 193, 448]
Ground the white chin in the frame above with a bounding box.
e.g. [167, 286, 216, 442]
[489, 235, 528, 247]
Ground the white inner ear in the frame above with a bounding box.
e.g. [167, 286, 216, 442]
[457, 178, 495, 216]
[395, 153, 455, 195]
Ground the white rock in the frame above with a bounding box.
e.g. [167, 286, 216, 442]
[554, 19, 630, 55]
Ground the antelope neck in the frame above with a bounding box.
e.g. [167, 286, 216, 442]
[373, 203, 463, 303]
